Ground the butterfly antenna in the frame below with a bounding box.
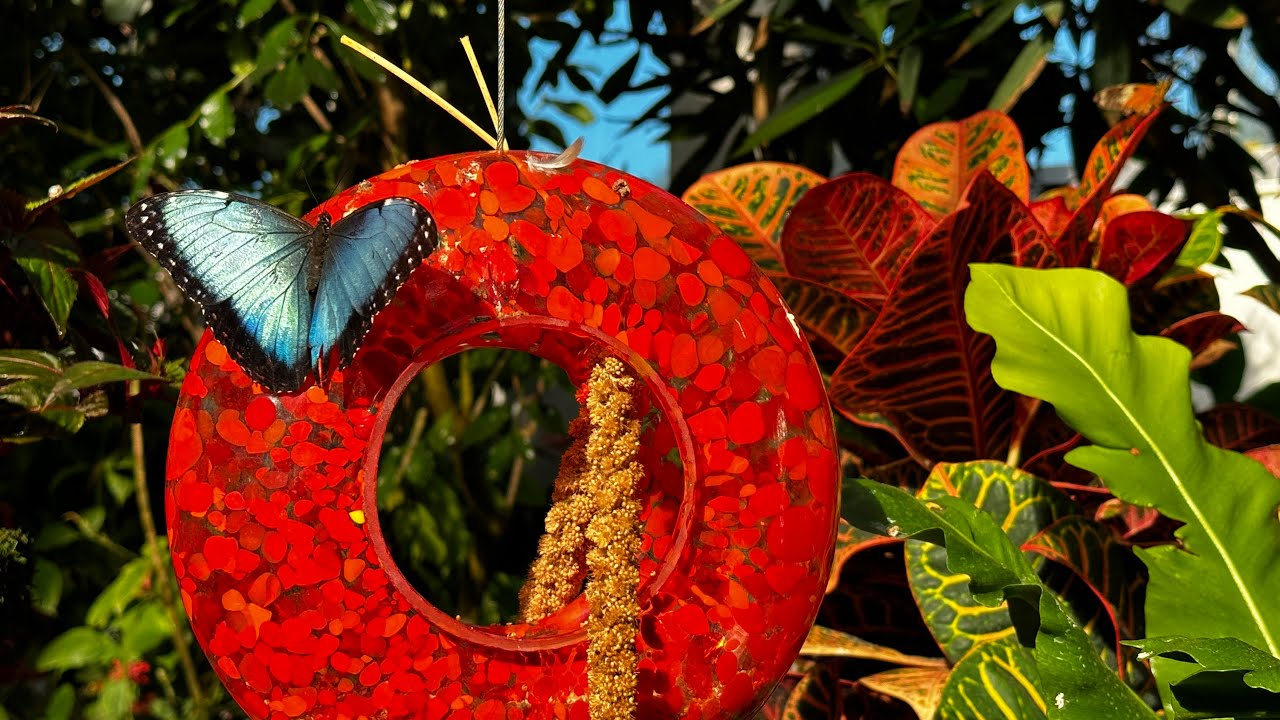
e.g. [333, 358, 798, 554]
[301, 172, 320, 207]
[340, 35, 500, 150]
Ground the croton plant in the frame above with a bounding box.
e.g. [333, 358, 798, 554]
[684, 106, 1280, 718]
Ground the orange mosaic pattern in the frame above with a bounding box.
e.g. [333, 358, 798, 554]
[165, 151, 839, 719]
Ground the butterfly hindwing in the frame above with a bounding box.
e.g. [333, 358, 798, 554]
[125, 191, 316, 391]
[309, 198, 438, 368]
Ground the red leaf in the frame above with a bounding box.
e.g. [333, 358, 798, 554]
[829, 173, 1050, 461]
[79, 270, 111, 319]
[1246, 444, 1280, 478]
[1030, 195, 1070, 236]
[780, 173, 935, 302]
[1094, 211, 1189, 286]
[1160, 311, 1244, 356]
[770, 274, 879, 356]
[76, 269, 134, 369]
[1200, 404, 1280, 452]
[1052, 111, 1164, 259]
[681, 162, 826, 272]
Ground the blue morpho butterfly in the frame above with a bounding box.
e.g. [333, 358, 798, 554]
[125, 191, 438, 394]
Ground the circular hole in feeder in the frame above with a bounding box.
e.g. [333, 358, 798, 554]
[373, 348, 576, 626]
[365, 323, 691, 652]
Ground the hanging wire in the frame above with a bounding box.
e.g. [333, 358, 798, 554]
[497, 0, 506, 150]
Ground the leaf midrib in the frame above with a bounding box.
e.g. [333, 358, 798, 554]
[987, 275, 1278, 656]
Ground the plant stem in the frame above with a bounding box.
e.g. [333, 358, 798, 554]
[129, 381, 207, 719]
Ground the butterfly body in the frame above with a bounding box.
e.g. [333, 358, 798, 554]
[126, 191, 437, 393]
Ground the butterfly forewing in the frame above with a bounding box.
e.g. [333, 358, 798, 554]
[309, 198, 438, 368]
[126, 191, 315, 392]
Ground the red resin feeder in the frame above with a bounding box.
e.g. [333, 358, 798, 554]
[165, 151, 839, 719]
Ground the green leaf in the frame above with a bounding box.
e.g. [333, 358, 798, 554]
[57, 362, 157, 392]
[0, 350, 61, 382]
[265, 59, 308, 108]
[965, 264, 1280, 660]
[197, 92, 234, 146]
[86, 678, 137, 720]
[301, 54, 338, 92]
[1175, 210, 1224, 267]
[8, 227, 79, 336]
[548, 100, 595, 124]
[1244, 284, 1280, 314]
[1155, 0, 1247, 28]
[845, 478, 1155, 719]
[155, 124, 188, 172]
[35, 627, 117, 670]
[238, 0, 276, 25]
[45, 684, 76, 720]
[118, 601, 174, 656]
[897, 45, 923, 115]
[349, 0, 398, 34]
[1128, 636, 1280, 715]
[946, 0, 1018, 65]
[734, 63, 871, 155]
[692, 0, 747, 33]
[937, 636, 1046, 720]
[905, 461, 1073, 662]
[988, 34, 1052, 112]
[254, 16, 301, 73]
[31, 558, 63, 615]
[86, 558, 150, 628]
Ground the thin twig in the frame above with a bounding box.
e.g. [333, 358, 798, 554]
[62, 512, 135, 561]
[129, 381, 207, 719]
[339, 35, 498, 149]
[299, 94, 333, 133]
[390, 407, 428, 489]
[68, 47, 143, 154]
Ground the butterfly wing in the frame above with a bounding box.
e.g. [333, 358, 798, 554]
[309, 198, 438, 368]
[125, 191, 316, 392]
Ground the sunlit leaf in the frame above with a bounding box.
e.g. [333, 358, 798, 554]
[1128, 636, 1280, 716]
[800, 625, 946, 667]
[198, 92, 235, 146]
[682, 162, 825, 272]
[966, 264, 1280, 686]
[24, 158, 134, 220]
[861, 666, 950, 720]
[937, 637, 1046, 720]
[905, 461, 1073, 663]
[1175, 209, 1224, 267]
[893, 111, 1030, 218]
[846, 479, 1156, 718]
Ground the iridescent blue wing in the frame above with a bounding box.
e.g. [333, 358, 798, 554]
[309, 198, 437, 368]
[125, 191, 315, 392]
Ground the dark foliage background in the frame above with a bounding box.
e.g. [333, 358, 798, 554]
[1, 0, 1277, 718]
